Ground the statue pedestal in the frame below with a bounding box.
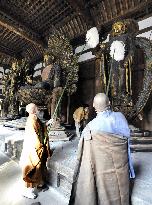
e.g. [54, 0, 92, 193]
[48, 127, 74, 141]
[3, 117, 27, 129]
[130, 129, 152, 151]
[47, 137, 78, 198]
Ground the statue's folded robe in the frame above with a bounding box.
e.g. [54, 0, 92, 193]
[69, 131, 129, 205]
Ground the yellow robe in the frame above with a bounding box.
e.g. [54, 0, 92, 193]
[73, 107, 89, 123]
[20, 116, 51, 188]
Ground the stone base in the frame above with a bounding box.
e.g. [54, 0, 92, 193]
[0, 125, 24, 160]
[49, 128, 75, 141]
[130, 130, 152, 152]
[0, 117, 13, 126]
[47, 137, 78, 198]
[3, 117, 27, 130]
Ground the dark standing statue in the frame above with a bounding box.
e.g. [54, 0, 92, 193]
[95, 19, 152, 120]
[108, 20, 137, 99]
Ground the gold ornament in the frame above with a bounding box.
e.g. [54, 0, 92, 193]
[112, 21, 126, 37]
[11, 60, 18, 70]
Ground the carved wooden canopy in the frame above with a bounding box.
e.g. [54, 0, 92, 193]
[0, 0, 152, 65]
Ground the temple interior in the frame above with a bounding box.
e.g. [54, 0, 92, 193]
[0, 0, 152, 204]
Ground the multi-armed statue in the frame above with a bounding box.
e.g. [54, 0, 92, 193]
[94, 19, 152, 121]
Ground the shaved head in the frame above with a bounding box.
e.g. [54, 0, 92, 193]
[26, 103, 38, 114]
[93, 93, 110, 113]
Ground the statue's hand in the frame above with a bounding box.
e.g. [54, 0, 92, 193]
[92, 42, 107, 57]
[46, 118, 54, 126]
[124, 60, 128, 67]
[124, 54, 132, 67]
[100, 43, 106, 50]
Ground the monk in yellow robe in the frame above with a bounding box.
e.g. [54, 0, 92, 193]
[73, 106, 89, 138]
[20, 103, 52, 199]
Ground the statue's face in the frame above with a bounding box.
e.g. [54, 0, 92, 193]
[44, 54, 49, 63]
[49, 55, 55, 63]
[44, 54, 55, 65]
[12, 62, 17, 71]
[112, 21, 126, 36]
[84, 107, 89, 114]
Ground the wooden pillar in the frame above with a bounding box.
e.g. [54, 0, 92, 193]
[95, 57, 106, 94]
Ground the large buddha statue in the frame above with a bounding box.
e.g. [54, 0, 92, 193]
[18, 53, 63, 120]
[34, 54, 62, 91]
[41, 54, 63, 119]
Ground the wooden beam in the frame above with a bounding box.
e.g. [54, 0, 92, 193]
[49, 0, 152, 48]
[0, 53, 11, 62]
[0, 10, 46, 48]
[99, 0, 152, 31]
[66, 0, 95, 27]
[136, 26, 152, 36]
[0, 53, 13, 66]
[0, 44, 17, 58]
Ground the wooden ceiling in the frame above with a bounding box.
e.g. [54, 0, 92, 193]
[0, 0, 152, 65]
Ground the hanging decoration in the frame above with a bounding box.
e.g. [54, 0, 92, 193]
[110, 41, 125, 61]
[86, 27, 99, 48]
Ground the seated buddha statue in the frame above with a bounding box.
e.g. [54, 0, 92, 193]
[34, 54, 62, 91]
[18, 54, 62, 109]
